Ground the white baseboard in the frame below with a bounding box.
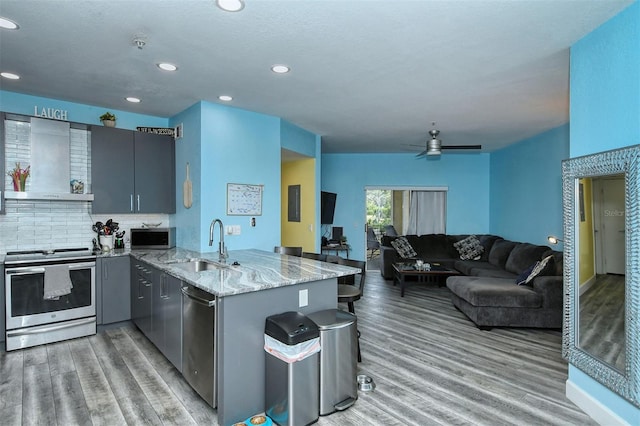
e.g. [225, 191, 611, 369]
[566, 379, 629, 426]
[580, 275, 598, 296]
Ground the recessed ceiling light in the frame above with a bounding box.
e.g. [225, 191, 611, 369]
[126, 97, 141, 103]
[218, 95, 233, 102]
[0, 17, 19, 30]
[216, 0, 244, 12]
[1, 72, 20, 80]
[271, 65, 290, 74]
[157, 62, 177, 72]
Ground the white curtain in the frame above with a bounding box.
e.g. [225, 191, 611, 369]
[406, 190, 446, 235]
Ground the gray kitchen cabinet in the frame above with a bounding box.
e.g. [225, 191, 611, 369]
[91, 126, 135, 214]
[91, 126, 175, 214]
[100, 256, 131, 324]
[1, 262, 4, 343]
[134, 131, 176, 214]
[131, 259, 153, 337]
[152, 270, 183, 370]
[129, 259, 182, 370]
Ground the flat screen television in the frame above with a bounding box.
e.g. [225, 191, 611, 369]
[320, 191, 337, 224]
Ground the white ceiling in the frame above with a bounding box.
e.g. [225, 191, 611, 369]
[0, 0, 633, 154]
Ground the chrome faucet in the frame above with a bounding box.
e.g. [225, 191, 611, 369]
[209, 218, 228, 262]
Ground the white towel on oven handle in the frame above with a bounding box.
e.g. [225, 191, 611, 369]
[44, 264, 74, 300]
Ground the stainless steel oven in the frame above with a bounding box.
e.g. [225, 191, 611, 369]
[4, 248, 96, 351]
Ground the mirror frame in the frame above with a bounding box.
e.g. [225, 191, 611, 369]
[562, 144, 640, 406]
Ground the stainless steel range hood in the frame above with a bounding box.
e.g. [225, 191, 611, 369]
[4, 117, 93, 201]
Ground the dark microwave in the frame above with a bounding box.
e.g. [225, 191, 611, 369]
[130, 227, 176, 249]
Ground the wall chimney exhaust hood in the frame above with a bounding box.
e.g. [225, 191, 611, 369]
[4, 117, 93, 201]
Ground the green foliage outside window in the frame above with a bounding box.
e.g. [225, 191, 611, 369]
[366, 189, 392, 231]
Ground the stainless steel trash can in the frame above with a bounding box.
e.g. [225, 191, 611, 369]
[307, 309, 358, 415]
[264, 311, 320, 426]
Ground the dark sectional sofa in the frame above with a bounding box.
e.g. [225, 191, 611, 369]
[379, 234, 563, 329]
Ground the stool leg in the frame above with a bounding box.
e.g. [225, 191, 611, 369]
[357, 330, 362, 362]
[348, 302, 355, 314]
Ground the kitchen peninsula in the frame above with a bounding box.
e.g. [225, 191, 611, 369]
[129, 248, 356, 426]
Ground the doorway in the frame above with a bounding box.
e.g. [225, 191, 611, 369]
[593, 176, 625, 275]
[364, 187, 447, 270]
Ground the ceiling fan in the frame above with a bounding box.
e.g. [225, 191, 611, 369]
[413, 123, 482, 157]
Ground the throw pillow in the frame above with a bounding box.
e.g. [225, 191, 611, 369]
[453, 235, 484, 261]
[515, 255, 555, 286]
[515, 263, 537, 285]
[390, 236, 418, 259]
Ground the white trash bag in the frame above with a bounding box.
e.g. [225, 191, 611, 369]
[264, 334, 320, 364]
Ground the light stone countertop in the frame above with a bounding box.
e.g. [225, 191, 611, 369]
[129, 248, 358, 297]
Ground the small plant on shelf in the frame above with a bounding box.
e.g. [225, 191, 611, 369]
[99, 112, 116, 127]
[340, 235, 348, 245]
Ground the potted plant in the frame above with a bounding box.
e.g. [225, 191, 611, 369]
[99, 112, 116, 127]
[7, 162, 30, 191]
[340, 235, 348, 246]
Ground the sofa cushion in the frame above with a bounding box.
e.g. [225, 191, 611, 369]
[504, 243, 550, 275]
[472, 268, 517, 279]
[410, 234, 452, 258]
[453, 235, 484, 260]
[542, 249, 563, 276]
[477, 235, 501, 261]
[390, 236, 418, 259]
[453, 260, 504, 276]
[446, 276, 542, 308]
[487, 239, 516, 269]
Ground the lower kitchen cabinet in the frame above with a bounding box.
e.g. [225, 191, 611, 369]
[153, 270, 183, 370]
[131, 259, 153, 337]
[130, 258, 182, 371]
[100, 256, 131, 324]
[1, 263, 5, 343]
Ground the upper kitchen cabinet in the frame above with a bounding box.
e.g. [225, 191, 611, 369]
[91, 126, 175, 214]
[91, 126, 134, 213]
[134, 131, 175, 214]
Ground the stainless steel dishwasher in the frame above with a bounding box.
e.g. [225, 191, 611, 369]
[181, 284, 217, 407]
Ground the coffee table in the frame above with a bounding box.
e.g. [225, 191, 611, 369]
[393, 262, 461, 297]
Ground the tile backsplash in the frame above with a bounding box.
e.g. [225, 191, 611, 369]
[1, 118, 170, 255]
[0, 199, 170, 254]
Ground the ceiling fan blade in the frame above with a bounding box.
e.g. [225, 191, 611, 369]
[441, 145, 482, 150]
[415, 150, 428, 157]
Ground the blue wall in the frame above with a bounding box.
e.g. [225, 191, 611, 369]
[571, 2, 640, 158]
[0, 90, 168, 129]
[321, 152, 491, 261]
[195, 101, 282, 253]
[171, 102, 202, 250]
[569, 2, 640, 424]
[490, 124, 569, 246]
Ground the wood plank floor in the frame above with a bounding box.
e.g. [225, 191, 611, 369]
[0, 273, 595, 425]
[580, 273, 625, 372]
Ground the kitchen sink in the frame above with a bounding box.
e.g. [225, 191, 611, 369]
[171, 259, 229, 273]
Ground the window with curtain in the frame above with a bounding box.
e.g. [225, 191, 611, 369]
[406, 190, 447, 235]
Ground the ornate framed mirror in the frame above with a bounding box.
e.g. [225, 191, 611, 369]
[562, 144, 640, 406]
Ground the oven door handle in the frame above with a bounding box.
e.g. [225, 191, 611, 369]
[6, 267, 46, 275]
[6, 317, 96, 337]
[68, 262, 96, 270]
